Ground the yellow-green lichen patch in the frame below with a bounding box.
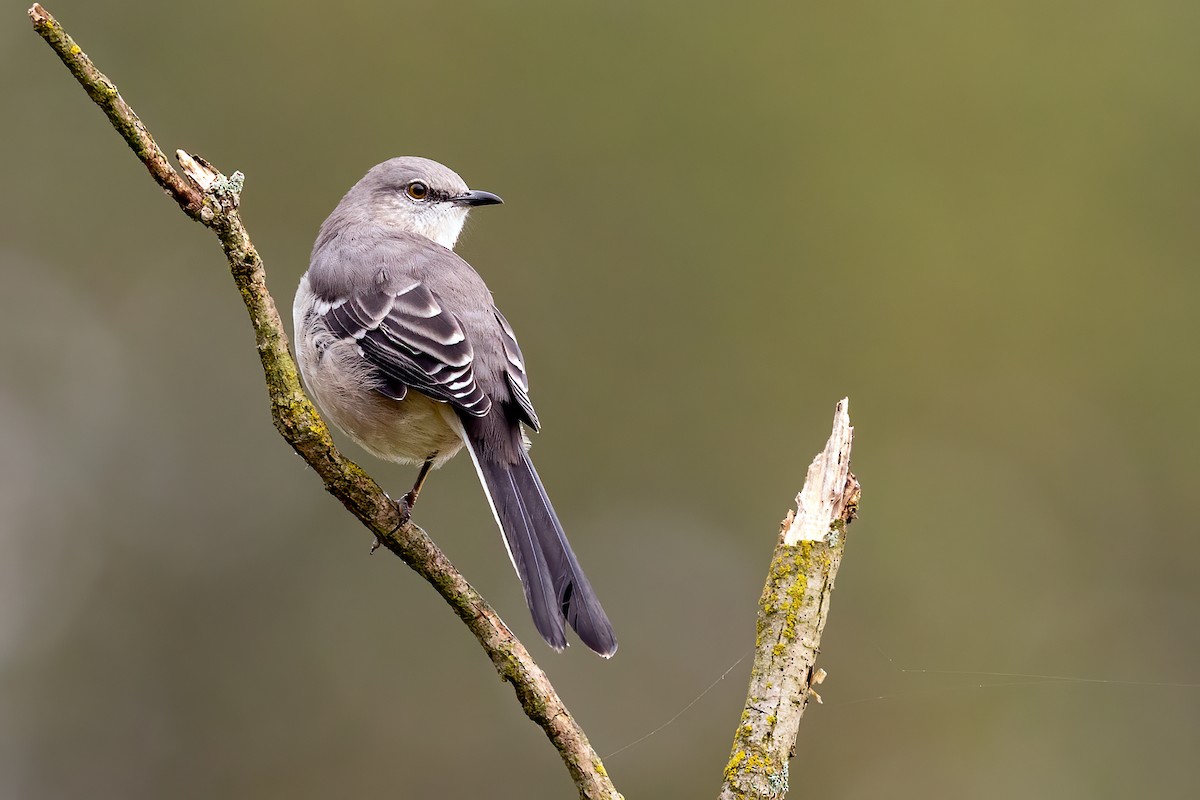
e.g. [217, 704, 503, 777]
[772, 543, 816, 645]
[724, 748, 747, 782]
[724, 743, 776, 786]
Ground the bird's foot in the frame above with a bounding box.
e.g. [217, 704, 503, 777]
[396, 490, 416, 527]
[370, 493, 416, 555]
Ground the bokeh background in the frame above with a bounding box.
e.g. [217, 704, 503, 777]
[4, 1, 1199, 797]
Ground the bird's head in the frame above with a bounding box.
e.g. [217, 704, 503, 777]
[352, 156, 503, 250]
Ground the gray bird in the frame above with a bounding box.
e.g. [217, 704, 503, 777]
[293, 157, 617, 657]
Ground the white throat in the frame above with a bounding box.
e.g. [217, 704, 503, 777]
[410, 204, 469, 250]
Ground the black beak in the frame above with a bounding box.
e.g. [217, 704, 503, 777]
[452, 189, 504, 207]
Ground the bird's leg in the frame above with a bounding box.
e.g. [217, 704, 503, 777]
[402, 456, 436, 513]
[371, 455, 436, 554]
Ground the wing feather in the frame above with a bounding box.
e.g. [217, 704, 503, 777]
[322, 281, 491, 415]
[494, 308, 540, 431]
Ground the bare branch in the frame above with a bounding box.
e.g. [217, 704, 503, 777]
[28, 5, 619, 798]
[720, 398, 860, 800]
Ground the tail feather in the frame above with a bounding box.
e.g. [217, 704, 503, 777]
[517, 455, 616, 656]
[465, 441, 617, 657]
[497, 462, 567, 650]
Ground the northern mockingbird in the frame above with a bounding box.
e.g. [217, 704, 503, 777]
[293, 157, 617, 657]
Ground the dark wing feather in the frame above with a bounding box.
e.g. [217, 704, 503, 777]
[322, 281, 492, 416]
[493, 308, 540, 431]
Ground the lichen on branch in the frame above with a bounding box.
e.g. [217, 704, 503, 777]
[27, 5, 619, 798]
[719, 399, 859, 800]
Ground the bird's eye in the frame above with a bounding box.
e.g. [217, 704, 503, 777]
[405, 181, 430, 201]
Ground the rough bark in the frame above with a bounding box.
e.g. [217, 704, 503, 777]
[720, 399, 860, 800]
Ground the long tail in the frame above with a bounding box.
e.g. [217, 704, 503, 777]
[463, 442, 617, 658]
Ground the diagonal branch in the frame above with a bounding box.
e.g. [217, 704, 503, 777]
[28, 5, 619, 799]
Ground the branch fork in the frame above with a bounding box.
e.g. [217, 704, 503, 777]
[177, 150, 243, 218]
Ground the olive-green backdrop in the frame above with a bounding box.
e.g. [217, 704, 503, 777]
[3, 2, 1198, 797]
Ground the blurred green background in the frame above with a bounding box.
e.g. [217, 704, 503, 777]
[4, 1, 1199, 797]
